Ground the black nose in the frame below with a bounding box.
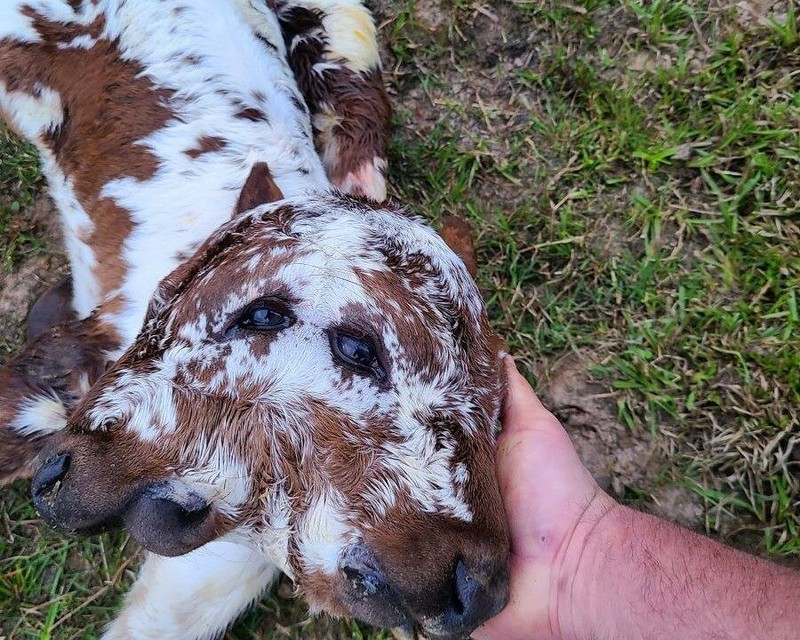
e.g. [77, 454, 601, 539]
[341, 546, 508, 639]
[122, 484, 215, 557]
[32, 452, 71, 500]
[437, 558, 509, 638]
[339, 547, 409, 629]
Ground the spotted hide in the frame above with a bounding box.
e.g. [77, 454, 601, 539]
[0, 1, 509, 639]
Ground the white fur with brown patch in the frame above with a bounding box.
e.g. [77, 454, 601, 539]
[59, 194, 502, 638]
[294, 0, 380, 73]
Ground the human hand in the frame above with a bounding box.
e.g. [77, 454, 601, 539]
[472, 358, 617, 640]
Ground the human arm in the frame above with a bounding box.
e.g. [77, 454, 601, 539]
[473, 358, 800, 640]
[569, 503, 800, 640]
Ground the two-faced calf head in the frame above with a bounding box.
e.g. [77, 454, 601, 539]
[33, 191, 508, 639]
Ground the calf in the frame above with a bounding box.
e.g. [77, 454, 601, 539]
[0, 1, 509, 639]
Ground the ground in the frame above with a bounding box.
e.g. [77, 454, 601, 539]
[1, 0, 798, 638]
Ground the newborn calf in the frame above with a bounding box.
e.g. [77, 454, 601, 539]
[0, 1, 509, 638]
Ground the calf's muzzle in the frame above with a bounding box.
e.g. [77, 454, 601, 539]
[340, 543, 508, 640]
[32, 434, 226, 556]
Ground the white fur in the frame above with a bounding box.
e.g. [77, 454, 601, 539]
[37, 157, 103, 317]
[0, 83, 63, 140]
[103, 537, 278, 640]
[84, 366, 177, 439]
[179, 438, 252, 519]
[297, 490, 356, 573]
[256, 486, 295, 578]
[57, 34, 97, 49]
[94, 0, 330, 343]
[11, 394, 69, 437]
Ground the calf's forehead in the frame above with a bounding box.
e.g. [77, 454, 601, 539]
[171, 200, 485, 333]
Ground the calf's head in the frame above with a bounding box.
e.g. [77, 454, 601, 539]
[33, 188, 508, 639]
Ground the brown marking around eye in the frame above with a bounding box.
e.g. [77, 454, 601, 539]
[132, 207, 305, 359]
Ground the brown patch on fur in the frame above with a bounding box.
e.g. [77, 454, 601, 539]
[185, 135, 227, 159]
[1, 9, 174, 301]
[298, 570, 352, 618]
[439, 216, 478, 278]
[351, 267, 451, 385]
[235, 106, 268, 122]
[235, 162, 285, 215]
[314, 69, 390, 185]
[303, 399, 401, 496]
[362, 507, 507, 616]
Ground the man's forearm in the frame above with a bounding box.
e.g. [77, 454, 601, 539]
[567, 505, 800, 640]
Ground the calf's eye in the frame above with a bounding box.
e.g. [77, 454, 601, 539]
[329, 330, 386, 381]
[235, 299, 294, 331]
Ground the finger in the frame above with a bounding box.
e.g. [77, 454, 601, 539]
[502, 357, 563, 436]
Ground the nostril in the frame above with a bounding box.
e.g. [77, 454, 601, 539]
[342, 554, 390, 599]
[340, 546, 390, 600]
[32, 452, 71, 500]
[441, 557, 508, 635]
[343, 564, 383, 598]
[450, 558, 472, 618]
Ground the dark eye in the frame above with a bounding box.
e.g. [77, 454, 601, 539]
[234, 299, 293, 332]
[329, 330, 386, 381]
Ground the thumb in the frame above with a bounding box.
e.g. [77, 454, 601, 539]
[495, 358, 593, 548]
[497, 357, 572, 468]
[501, 357, 566, 440]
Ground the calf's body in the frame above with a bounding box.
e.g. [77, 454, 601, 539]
[0, 1, 509, 639]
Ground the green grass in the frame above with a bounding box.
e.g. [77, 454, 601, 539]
[387, 0, 799, 550]
[1, 0, 799, 637]
[0, 124, 44, 272]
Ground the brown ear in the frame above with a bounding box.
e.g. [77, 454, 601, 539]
[234, 162, 285, 215]
[26, 276, 75, 341]
[439, 216, 478, 278]
[0, 316, 118, 484]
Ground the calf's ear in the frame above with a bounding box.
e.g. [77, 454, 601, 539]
[234, 162, 285, 215]
[0, 315, 118, 484]
[439, 215, 478, 278]
[145, 162, 286, 324]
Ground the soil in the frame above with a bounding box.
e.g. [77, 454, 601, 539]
[537, 352, 704, 529]
[0, 197, 67, 360]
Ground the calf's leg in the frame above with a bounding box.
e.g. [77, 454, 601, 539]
[276, 0, 392, 201]
[102, 539, 280, 640]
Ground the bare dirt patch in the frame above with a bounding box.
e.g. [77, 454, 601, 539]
[0, 197, 67, 359]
